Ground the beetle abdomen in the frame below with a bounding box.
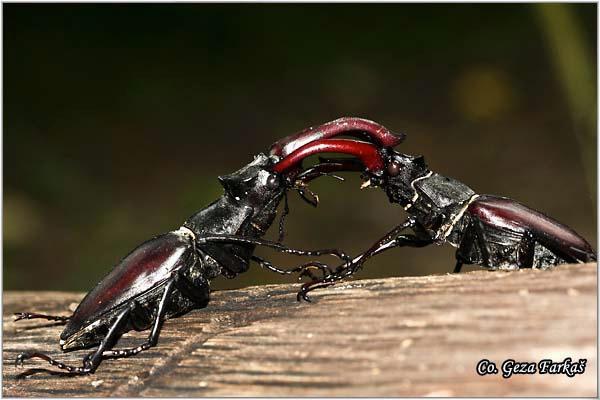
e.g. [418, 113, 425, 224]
[468, 195, 596, 263]
[61, 229, 196, 348]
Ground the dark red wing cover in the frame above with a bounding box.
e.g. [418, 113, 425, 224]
[61, 230, 194, 340]
[468, 195, 595, 261]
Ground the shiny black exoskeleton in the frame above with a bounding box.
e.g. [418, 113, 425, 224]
[357, 149, 597, 273]
[14, 118, 397, 375]
[267, 120, 597, 300]
[14, 154, 340, 374]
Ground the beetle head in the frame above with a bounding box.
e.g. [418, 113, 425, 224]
[218, 153, 286, 221]
[374, 150, 429, 207]
[218, 152, 300, 238]
[218, 153, 284, 206]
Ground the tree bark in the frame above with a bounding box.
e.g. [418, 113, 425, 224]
[3, 263, 596, 397]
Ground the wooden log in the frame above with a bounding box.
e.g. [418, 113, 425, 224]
[3, 263, 597, 397]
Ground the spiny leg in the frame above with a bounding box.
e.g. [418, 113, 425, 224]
[252, 253, 339, 302]
[251, 255, 333, 280]
[15, 351, 90, 375]
[331, 221, 427, 280]
[101, 280, 175, 359]
[14, 312, 70, 323]
[320, 234, 431, 281]
[298, 218, 434, 301]
[199, 235, 351, 262]
[453, 261, 463, 274]
[297, 280, 335, 302]
[16, 307, 131, 374]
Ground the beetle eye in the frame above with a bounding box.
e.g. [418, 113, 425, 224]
[266, 174, 279, 189]
[387, 161, 401, 177]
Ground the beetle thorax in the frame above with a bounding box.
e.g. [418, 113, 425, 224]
[186, 153, 285, 238]
[382, 152, 430, 209]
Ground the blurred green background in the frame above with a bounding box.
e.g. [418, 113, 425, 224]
[4, 4, 596, 292]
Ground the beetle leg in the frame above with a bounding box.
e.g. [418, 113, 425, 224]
[14, 312, 70, 323]
[297, 280, 335, 302]
[369, 234, 432, 257]
[332, 217, 423, 276]
[15, 351, 92, 374]
[101, 279, 175, 359]
[15, 307, 131, 374]
[453, 261, 464, 273]
[198, 235, 351, 262]
[296, 217, 433, 301]
[251, 255, 333, 279]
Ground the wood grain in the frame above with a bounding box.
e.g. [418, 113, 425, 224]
[3, 263, 597, 397]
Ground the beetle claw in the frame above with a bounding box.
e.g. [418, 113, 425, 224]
[15, 353, 26, 367]
[14, 350, 93, 374]
[14, 352, 37, 368]
[297, 290, 312, 303]
[14, 313, 27, 322]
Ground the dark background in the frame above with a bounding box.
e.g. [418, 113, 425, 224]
[4, 4, 596, 292]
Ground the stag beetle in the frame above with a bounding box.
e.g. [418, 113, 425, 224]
[14, 118, 402, 374]
[268, 121, 597, 300]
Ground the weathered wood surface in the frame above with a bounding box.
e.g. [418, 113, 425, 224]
[3, 263, 597, 397]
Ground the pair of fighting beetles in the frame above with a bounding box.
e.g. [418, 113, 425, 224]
[15, 117, 596, 374]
